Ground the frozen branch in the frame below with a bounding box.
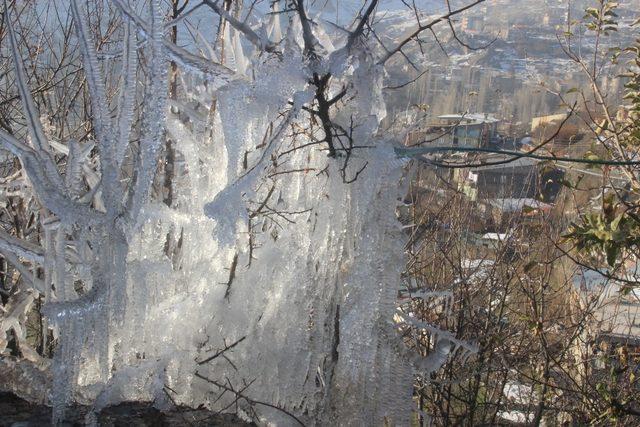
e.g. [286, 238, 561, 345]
[202, 0, 278, 53]
[115, 19, 138, 168]
[70, 0, 120, 213]
[123, 0, 168, 225]
[0, 229, 44, 264]
[345, 0, 379, 51]
[0, 249, 45, 293]
[0, 129, 100, 224]
[3, 0, 54, 156]
[294, 0, 321, 61]
[111, 0, 236, 84]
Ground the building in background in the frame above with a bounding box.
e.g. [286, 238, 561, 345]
[405, 113, 500, 148]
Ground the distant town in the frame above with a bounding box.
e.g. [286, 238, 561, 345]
[389, 2, 640, 419]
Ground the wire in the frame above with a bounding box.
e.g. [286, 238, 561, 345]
[394, 145, 640, 167]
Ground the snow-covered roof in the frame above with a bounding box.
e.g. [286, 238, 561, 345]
[461, 259, 495, 270]
[488, 198, 551, 213]
[497, 410, 533, 423]
[438, 113, 499, 124]
[482, 232, 510, 241]
[503, 381, 533, 404]
[572, 268, 610, 293]
[573, 266, 640, 341]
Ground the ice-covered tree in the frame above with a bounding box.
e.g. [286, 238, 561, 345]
[0, 0, 481, 424]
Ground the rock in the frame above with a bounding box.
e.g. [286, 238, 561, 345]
[0, 392, 254, 426]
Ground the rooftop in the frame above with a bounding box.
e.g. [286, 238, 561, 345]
[469, 155, 538, 171]
[488, 198, 552, 213]
[438, 113, 500, 124]
[573, 267, 640, 341]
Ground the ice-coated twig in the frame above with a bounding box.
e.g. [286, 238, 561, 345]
[0, 129, 100, 224]
[3, 0, 54, 156]
[396, 310, 478, 351]
[41, 279, 108, 322]
[1, 2, 103, 225]
[393, 308, 478, 375]
[0, 286, 38, 355]
[111, 0, 237, 86]
[197, 335, 246, 365]
[194, 372, 306, 426]
[70, 0, 119, 213]
[0, 228, 44, 264]
[2, 0, 73, 203]
[0, 250, 44, 293]
[64, 140, 88, 199]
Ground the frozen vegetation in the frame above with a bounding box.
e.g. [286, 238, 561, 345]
[0, 0, 479, 424]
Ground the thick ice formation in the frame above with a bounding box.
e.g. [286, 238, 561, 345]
[0, 1, 477, 424]
[114, 49, 418, 424]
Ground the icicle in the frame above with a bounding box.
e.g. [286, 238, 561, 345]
[203, 89, 311, 244]
[267, 2, 283, 42]
[232, 28, 249, 75]
[51, 315, 85, 424]
[54, 226, 68, 300]
[184, 20, 219, 63]
[221, 23, 235, 69]
[115, 18, 138, 168]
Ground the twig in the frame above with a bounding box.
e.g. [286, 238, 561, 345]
[194, 372, 306, 426]
[220, 252, 238, 300]
[197, 335, 247, 365]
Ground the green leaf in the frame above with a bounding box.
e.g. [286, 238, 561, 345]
[523, 261, 538, 272]
[610, 213, 623, 231]
[605, 243, 619, 267]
